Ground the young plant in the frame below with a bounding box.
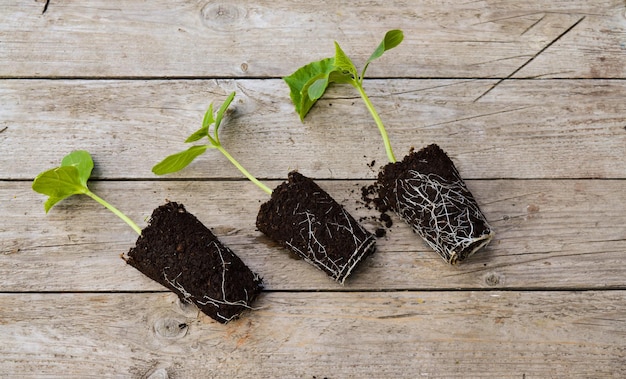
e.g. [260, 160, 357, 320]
[285, 30, 494, 264]
[32, 150, 142, 234]
[153, 92, 376, 283]
[152, 91, 272, 195]
[32, 150, 263, 323]
[283, 29, 404, 163]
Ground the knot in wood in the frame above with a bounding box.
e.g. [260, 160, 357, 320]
[201, 2, 247, 31]
[147, 368, 169, 379]
[153, 317, 189, 340]
[484, 272, 502, 287]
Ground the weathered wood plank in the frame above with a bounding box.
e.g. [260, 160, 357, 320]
[2, 0, 624, 376]
[0, 291, 624, 378]
[1, 79, 625, 180]
[3, 179, 625, 291]
[0, 1, 624, 78]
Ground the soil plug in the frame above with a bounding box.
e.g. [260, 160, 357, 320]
[153, 92, 376, 284]
[32, 150, 262, 323]
[373, 144, 493, 263]
[284, 30, 494, 264]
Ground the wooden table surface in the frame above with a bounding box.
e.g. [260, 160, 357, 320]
[2, 1, 625, 377]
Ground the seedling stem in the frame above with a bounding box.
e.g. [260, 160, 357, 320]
[355, 84, 396, 163]
[86, 191, 142, 235]
[216, 145, 273, 195]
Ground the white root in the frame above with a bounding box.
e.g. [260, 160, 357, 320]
[286, 194, 376, 284]
[395, 169, 494, 264]
[162, 240, 261, 323]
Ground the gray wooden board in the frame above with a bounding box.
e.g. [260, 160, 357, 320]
[1, 79, 625, 180]
[0, 291, 624, 378]
[2, 179, 624, 291]
[2, 0, 626, 377]
[1, 0, 624, 78]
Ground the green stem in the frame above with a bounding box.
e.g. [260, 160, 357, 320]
[217, 145, 273, 195]
[85, 190, 142, 235]
[355, 83, 396, 163]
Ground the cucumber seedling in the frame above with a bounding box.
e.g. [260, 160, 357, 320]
[153, 92, 376, 284]
[285, 30, 494, 264]
[32, 150, 262, 323]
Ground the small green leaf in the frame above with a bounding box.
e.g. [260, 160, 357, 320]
[333, 42, 358, 80]
[305, 64, 356, 101]
[367, 29, 404, 64]
[214, 91, 236, 134]
[152, 145, 209, 175]
[32, 165, 89, 213]
[362, 29, 404, 79]
[283, 58, 338, 120]
[202, 103, 215, 129]
[307, 78, 330, 101]
[32, 150, 142, 233]
[186, 104, 215, 143]
[33, 150, 95, 212]
[60, 150, 94, 187]
[185, 126, 209, 143]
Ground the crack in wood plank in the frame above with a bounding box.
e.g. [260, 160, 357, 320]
[520, 15, 546, 36]
[42, 0, 50, 15]
[473, 16, 586, 103]
[441, 249, 621, 279]
[469, 54, 534, 67]
[422, 106, 535, 128]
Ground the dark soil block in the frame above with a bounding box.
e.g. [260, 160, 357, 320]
[374, 144, 494, 264]
[256, 171, 376, 284]
[124, 202, 263, 323]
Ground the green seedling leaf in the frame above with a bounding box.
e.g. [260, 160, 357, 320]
[152, 145, 209, 175]
[33, 150, 94, 212]
[284, 31, 403, 121]
[366, 29, 404, 65]
[185, 126, 209, 143]
[155, 92, 235, 175]
[33, 165, 89, 213]
[333, 42, 358, 80]
[214, 91, 236, 136]
[362, 29, 404, 80]
[185, 104, 214, 143]
[202, 103, 215, 128]
[33, 150, 142, 234]
[60, 150, 94, 187]
[283, 57, 337, 120]
[307, 78, 329, 101]
[153, 92, 273, 195]
[284, 29, 404, 163]
[303, 44, 359, 102]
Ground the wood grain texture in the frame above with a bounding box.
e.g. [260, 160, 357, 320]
[1, 291, 624, 378]
[2, 0, 625, 377]
[0, 0, 624, 78]
[3, 179, 625, 292]
[1, 79, 625, 180]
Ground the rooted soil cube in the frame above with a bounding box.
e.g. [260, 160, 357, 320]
[257, 171, 376, 284]
[376, 144, 494, 264]
[125, 202, 263, 323]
